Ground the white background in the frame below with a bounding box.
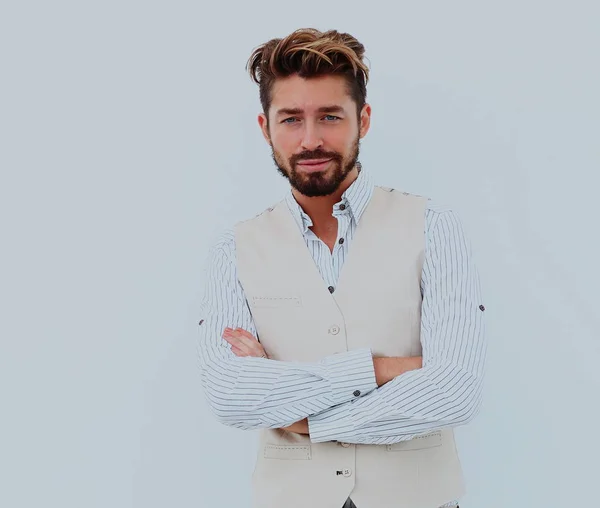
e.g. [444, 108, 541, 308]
[1, 1, 599, 507]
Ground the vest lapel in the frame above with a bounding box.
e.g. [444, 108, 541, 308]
[276, 190, 381, 300]
[272, 201, 336, 298]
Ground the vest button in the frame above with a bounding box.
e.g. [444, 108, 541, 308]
[343, 468, 352, 477]
[328, 326, 340, 335]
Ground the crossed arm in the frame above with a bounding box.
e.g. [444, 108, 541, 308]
[197, 210, 486, 444]
[223, 327, 423, 436]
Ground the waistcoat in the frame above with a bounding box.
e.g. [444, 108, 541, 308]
[234, 186, 466, 508]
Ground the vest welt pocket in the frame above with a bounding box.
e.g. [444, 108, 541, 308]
[263, 444, 312, 460]
[385, 430, 442, 452]
[252, 296, 303, 308]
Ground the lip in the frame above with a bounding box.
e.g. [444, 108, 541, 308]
[296, 158, 333, 172]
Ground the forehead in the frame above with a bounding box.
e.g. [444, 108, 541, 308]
[270, 74, 352, 113]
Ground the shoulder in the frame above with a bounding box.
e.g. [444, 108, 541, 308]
[205, 227, 236, 265]
[425, 199, 465, 227]
[373, 184, 457, 217]
[374, 185, 431, 214]
[424, 198, 456, 229]
[422, 199, 473, 251]
[375, 187, 463, 235]
[375, 184, 427, 200]
[233, 198, 286, 230]
[210, 198, 286, 255]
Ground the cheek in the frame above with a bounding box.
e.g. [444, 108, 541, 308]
[325, 122, 356, 144]
[329, 132, 355, 153]
[271, 131, 299, 153]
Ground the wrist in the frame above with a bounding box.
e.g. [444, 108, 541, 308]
[373, 357, 391, 386]
[373, 356, 422, 386]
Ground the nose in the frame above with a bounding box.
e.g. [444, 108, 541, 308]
[300, 122, 323, 151]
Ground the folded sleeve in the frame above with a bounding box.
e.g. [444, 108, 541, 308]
[308, 208, 487, 444]
[197, 230, 378, 430]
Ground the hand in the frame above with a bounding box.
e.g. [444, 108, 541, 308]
[281, 418, 309, 435]
[223, 329, 308, 435]
[222, 327, 269, 359]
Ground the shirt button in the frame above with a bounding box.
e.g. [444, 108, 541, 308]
[328, 286, 335, 293]
[339, 204, 346, 211]
[338, 238, 345, 244]
[198, 319, 204, 325]
[479, 304, 486, 311]
[329, 325, 340, 335]
[353, 390, 361, 397]
[343, 468, 352, 477]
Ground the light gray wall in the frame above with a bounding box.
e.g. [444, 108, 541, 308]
[1, 1, 598, 507]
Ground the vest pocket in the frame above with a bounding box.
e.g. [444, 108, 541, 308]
[263, 444, 312, 460]
[385, 430, 442, 451]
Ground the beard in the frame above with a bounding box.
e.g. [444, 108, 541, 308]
[270, 135, 361, 197]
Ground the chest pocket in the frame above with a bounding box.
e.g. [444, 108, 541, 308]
[264, 444, 312, 460]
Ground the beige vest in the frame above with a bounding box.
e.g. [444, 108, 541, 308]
[234, 186, 466, 508]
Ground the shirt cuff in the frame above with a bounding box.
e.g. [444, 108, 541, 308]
[308, 402, 353, 443]
[321, 347, 377, 406]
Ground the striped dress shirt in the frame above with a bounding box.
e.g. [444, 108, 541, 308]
[197, 166, 486, 451]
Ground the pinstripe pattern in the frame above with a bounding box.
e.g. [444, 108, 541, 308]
[197, 166, 486, 447]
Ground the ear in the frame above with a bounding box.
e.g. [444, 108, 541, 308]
[359, 103, 372, 138]
[258, 113, 271, 144]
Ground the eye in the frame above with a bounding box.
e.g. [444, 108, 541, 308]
[282, 117, 299, 124]
[323, 115, 341, 121]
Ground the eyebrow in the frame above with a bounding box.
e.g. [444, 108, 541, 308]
[275, 105, 346, 116]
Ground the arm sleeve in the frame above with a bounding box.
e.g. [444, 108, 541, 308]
[196, 229, 378, 430]
[307, 208, 487, 444]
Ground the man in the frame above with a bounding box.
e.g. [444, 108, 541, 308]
[197, 28, 486, 508]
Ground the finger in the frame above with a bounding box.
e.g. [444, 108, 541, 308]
[224, 328, 256, 343]
[235, 329, 265, 353]
[225, 329, 267, 357]
[223, 328, 248, 343]
[233, 328, 259, 342]
[231, 345, 246, 357]
[234, 330, 267, 357]
[223, 335, 252, 355]
[232, 337, 266, 358]
[227, 337, 249, 356]
[230, 331, 260, 350]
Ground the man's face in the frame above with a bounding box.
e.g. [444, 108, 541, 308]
[258, 74, 371, 197]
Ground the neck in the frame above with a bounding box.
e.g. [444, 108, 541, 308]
[291, 165, 360, 229]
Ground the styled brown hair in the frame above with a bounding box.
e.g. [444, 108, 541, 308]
[246, 28, 370, 120]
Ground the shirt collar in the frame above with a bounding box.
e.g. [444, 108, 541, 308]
[284, 164, 375, 234]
